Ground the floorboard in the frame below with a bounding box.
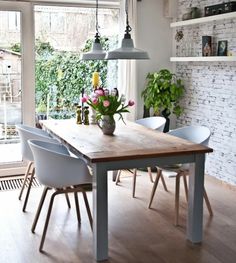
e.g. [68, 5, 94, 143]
[0, 171, 235, 263]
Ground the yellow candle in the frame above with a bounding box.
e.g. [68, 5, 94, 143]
[92, 72, 99, 88]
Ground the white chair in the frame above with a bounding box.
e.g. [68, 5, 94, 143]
[135, 116, 166, 131]
[28, 139, 93, 252]
[116, 116, 168, 197]
[148, 125, 213, 226]
[16, 124, 70, 212]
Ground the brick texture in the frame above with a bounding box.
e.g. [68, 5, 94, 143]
[175, 0, 236, 185]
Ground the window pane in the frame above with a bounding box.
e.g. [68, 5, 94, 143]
[0, 11, 22, 164]
[34, 5, 119, 121]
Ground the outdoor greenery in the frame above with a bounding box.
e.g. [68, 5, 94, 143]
[11, 37, 116, 119]
[35, 38, 111, 119]
[10, 43, 21, 53]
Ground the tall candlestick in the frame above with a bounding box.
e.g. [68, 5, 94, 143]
[92, 72, 99, 88]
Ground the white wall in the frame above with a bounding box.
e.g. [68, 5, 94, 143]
[136, 0, 173, 119]
[175, 0, 236, 185]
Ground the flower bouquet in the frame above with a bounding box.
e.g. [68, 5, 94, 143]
[82, 88, 134, 135]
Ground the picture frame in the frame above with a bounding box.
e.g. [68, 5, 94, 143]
[202, 36, 212, 56]
[217, 40, 228, 56]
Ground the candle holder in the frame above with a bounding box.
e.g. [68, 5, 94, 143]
[76, 106, 82, 124]
[89, 107, 97, 124]
[83, 106, 90, 125]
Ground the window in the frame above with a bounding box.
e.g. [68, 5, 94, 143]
[8, 12, 20, 31]
[50, 12, 65, 33]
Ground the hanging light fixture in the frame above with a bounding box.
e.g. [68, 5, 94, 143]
[82, 0, 106, 60]
[106, 0, 149, 60]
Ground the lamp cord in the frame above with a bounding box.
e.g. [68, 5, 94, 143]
[95, 0, 100, 36]
[125, 0, 132, 36]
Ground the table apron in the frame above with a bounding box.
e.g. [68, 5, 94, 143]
[90, 153, 203, 172]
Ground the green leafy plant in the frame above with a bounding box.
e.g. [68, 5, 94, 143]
[10, 43, 21, 53]
[141, 69, 185, 117]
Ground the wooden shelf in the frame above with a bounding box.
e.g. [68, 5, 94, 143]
[170, 56, 236, 62]
[170, 11, 236, 28]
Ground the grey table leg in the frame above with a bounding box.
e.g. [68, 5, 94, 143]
[187, 153, 205, 243]
[92, 163, 108, 261]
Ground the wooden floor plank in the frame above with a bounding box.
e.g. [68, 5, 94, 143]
[0, 172, 235, 263]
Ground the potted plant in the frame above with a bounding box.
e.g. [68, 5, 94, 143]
[141, 69, 184, 132]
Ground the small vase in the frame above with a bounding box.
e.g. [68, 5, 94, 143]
[97, 115, 116, 135]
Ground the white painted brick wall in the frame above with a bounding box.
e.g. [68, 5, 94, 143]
[175, 1, 236, 185]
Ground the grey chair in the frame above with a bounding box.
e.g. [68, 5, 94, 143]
[148, 125, 213, 226]
[29, 139, 92, 252]
[16, 124, 70, 212]
[116, 116, 168, 197]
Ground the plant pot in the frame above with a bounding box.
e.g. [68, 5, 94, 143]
[143, 105, 150, 118]
[161, 109, 170, 133]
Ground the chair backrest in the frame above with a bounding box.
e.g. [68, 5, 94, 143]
[135, 116, 166, 132]
[16, 124, 59, 161]
[28, 140, 91, 188]
[168, 125, 211, 146]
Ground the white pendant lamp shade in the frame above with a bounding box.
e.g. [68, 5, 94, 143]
[106, 0, 149, 60]
[81, 0, 106, 60]
[106, 36, 149, 60]
[82, 34, 106, 60]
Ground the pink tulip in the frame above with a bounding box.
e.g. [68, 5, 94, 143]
[95, 89, 104, 96]
[103, 100, 110, 107]
[92, 98, 98, 105]
[81, 96, 88, 103]
[128, 100, 135, 106]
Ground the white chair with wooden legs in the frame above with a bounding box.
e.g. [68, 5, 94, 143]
[29, 139, 93, 252]
[116, 116, 168, 197]
[148, 125, 213, 226]
[16, 124, 71, 212]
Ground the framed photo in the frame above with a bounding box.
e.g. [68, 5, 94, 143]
[217, 40, 228, 56]
[202, 36, 212, 56]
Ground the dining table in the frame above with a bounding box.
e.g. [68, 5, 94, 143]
[41, 119, 213, 261]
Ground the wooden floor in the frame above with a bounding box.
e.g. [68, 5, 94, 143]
[0, 171, 236, 263]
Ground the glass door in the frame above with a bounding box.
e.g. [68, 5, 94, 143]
[0, 1, 34, 176]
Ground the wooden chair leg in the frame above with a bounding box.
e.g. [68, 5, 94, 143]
[32, 186, 50, 233]
[65, 192, 71, 208]
[160, 174, 168, 192]
[74, 192, 81, 224]
[115, 170, 122, 185]
[174, 173, 181, 226]
[82, 190, 93, 231]
[182, 173, 188, 202]
[19, 161, 33, 200]
[132, 168, 137, 198]
[148, 169, 162, 208]
[147, 167, 154, 183]
[22, 167, 35, 212]
[39, 191, 58, 252]
[203, 187, 213, 216]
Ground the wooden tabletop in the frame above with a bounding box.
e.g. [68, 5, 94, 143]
[41, 119, 213, 163]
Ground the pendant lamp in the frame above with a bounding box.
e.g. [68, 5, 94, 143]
[82, 0, 106, 60]
[106, 0, 149, 60]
